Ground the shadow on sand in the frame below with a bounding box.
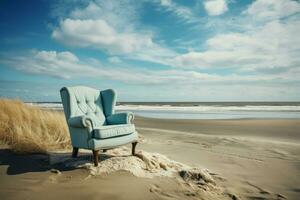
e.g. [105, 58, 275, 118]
[0, 148, 99, 175]
[0, 148, 133, 175]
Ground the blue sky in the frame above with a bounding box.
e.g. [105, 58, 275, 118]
[0, 0, 299, 102]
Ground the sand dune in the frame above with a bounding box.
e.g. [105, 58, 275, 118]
[0, 99, 70, 153]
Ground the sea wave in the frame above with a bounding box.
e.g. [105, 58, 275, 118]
[117, 105, 300, 112]
[28, 103, 300, 112]
[27, 103, 63, 110]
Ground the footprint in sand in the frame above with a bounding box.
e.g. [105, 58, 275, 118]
[149, 184, 178, 200]
[244, 181, 286, 200]
[201, 143, 212, 148]
[47, 169, 62, 183]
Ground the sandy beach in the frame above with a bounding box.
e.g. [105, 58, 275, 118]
[1, 0, 300, 199]
[1, 116, 299, 200]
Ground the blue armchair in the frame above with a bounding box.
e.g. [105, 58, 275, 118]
[60, 86, 138, 166]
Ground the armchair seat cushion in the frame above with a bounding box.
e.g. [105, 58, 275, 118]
[93, 124, 135, 139]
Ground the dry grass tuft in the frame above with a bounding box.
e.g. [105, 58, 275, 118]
[0, 98, 71, 153]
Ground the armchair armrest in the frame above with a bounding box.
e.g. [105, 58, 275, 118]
[68, 115, 97, 129]
[106, 112, 134, 125]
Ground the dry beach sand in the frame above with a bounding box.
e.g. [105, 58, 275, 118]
[0, 102, 299, 200]
[135, 117, 300, 199]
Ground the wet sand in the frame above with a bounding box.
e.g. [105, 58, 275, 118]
[0, 117, 300, 199]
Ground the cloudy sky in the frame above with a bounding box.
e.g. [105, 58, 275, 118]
[0, 0, 299, 102]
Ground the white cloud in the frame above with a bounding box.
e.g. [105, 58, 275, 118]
[52, 19, 154, 54]
[1, 50, 157, 83]
[52, 1, 176, 64]
[0, 50, 206, 83]
[204, 0, 228, 16]
[0, 50, 179, 83]
[2, 50, 298, 87]
[244, 0, 300, 21]
[47, 1, 300, 84]
[52, 1, 154, 55]
[1, 50, 103, 79]
[48, 0, 300, 83]
[156, 0, 196, 22]
[174, 0, 300, 75]
[69, 1, 139, 30]
[108, 56, 122, 64]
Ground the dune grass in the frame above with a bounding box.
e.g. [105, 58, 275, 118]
[0, 99, 71, 153]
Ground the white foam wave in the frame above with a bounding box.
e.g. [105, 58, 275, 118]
[117, 105, 300, 112]
[28, 103, 300, 112]
[27, 103, 63, 110]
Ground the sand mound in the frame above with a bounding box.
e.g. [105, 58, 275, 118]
[49, 147, 238, 199]
[52, 147, 221, 191]
[59, 147, 212, 182]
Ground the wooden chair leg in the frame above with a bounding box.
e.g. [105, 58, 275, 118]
[72, 147, 79, 158]
[92, 150, 99, 167]
[132, 142, 138, 155]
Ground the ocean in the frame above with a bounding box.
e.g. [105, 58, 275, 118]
[27, 102, 300, 119]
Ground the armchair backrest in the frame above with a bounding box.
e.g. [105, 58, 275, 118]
[60, 86, 116, 126]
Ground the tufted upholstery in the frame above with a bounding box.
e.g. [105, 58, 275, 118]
[93, 124, 136, 139]
[61, 86, 107, 125]
[60, 86, 138, 150]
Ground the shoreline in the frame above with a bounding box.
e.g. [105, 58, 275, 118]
[135, 117, 300, 141]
